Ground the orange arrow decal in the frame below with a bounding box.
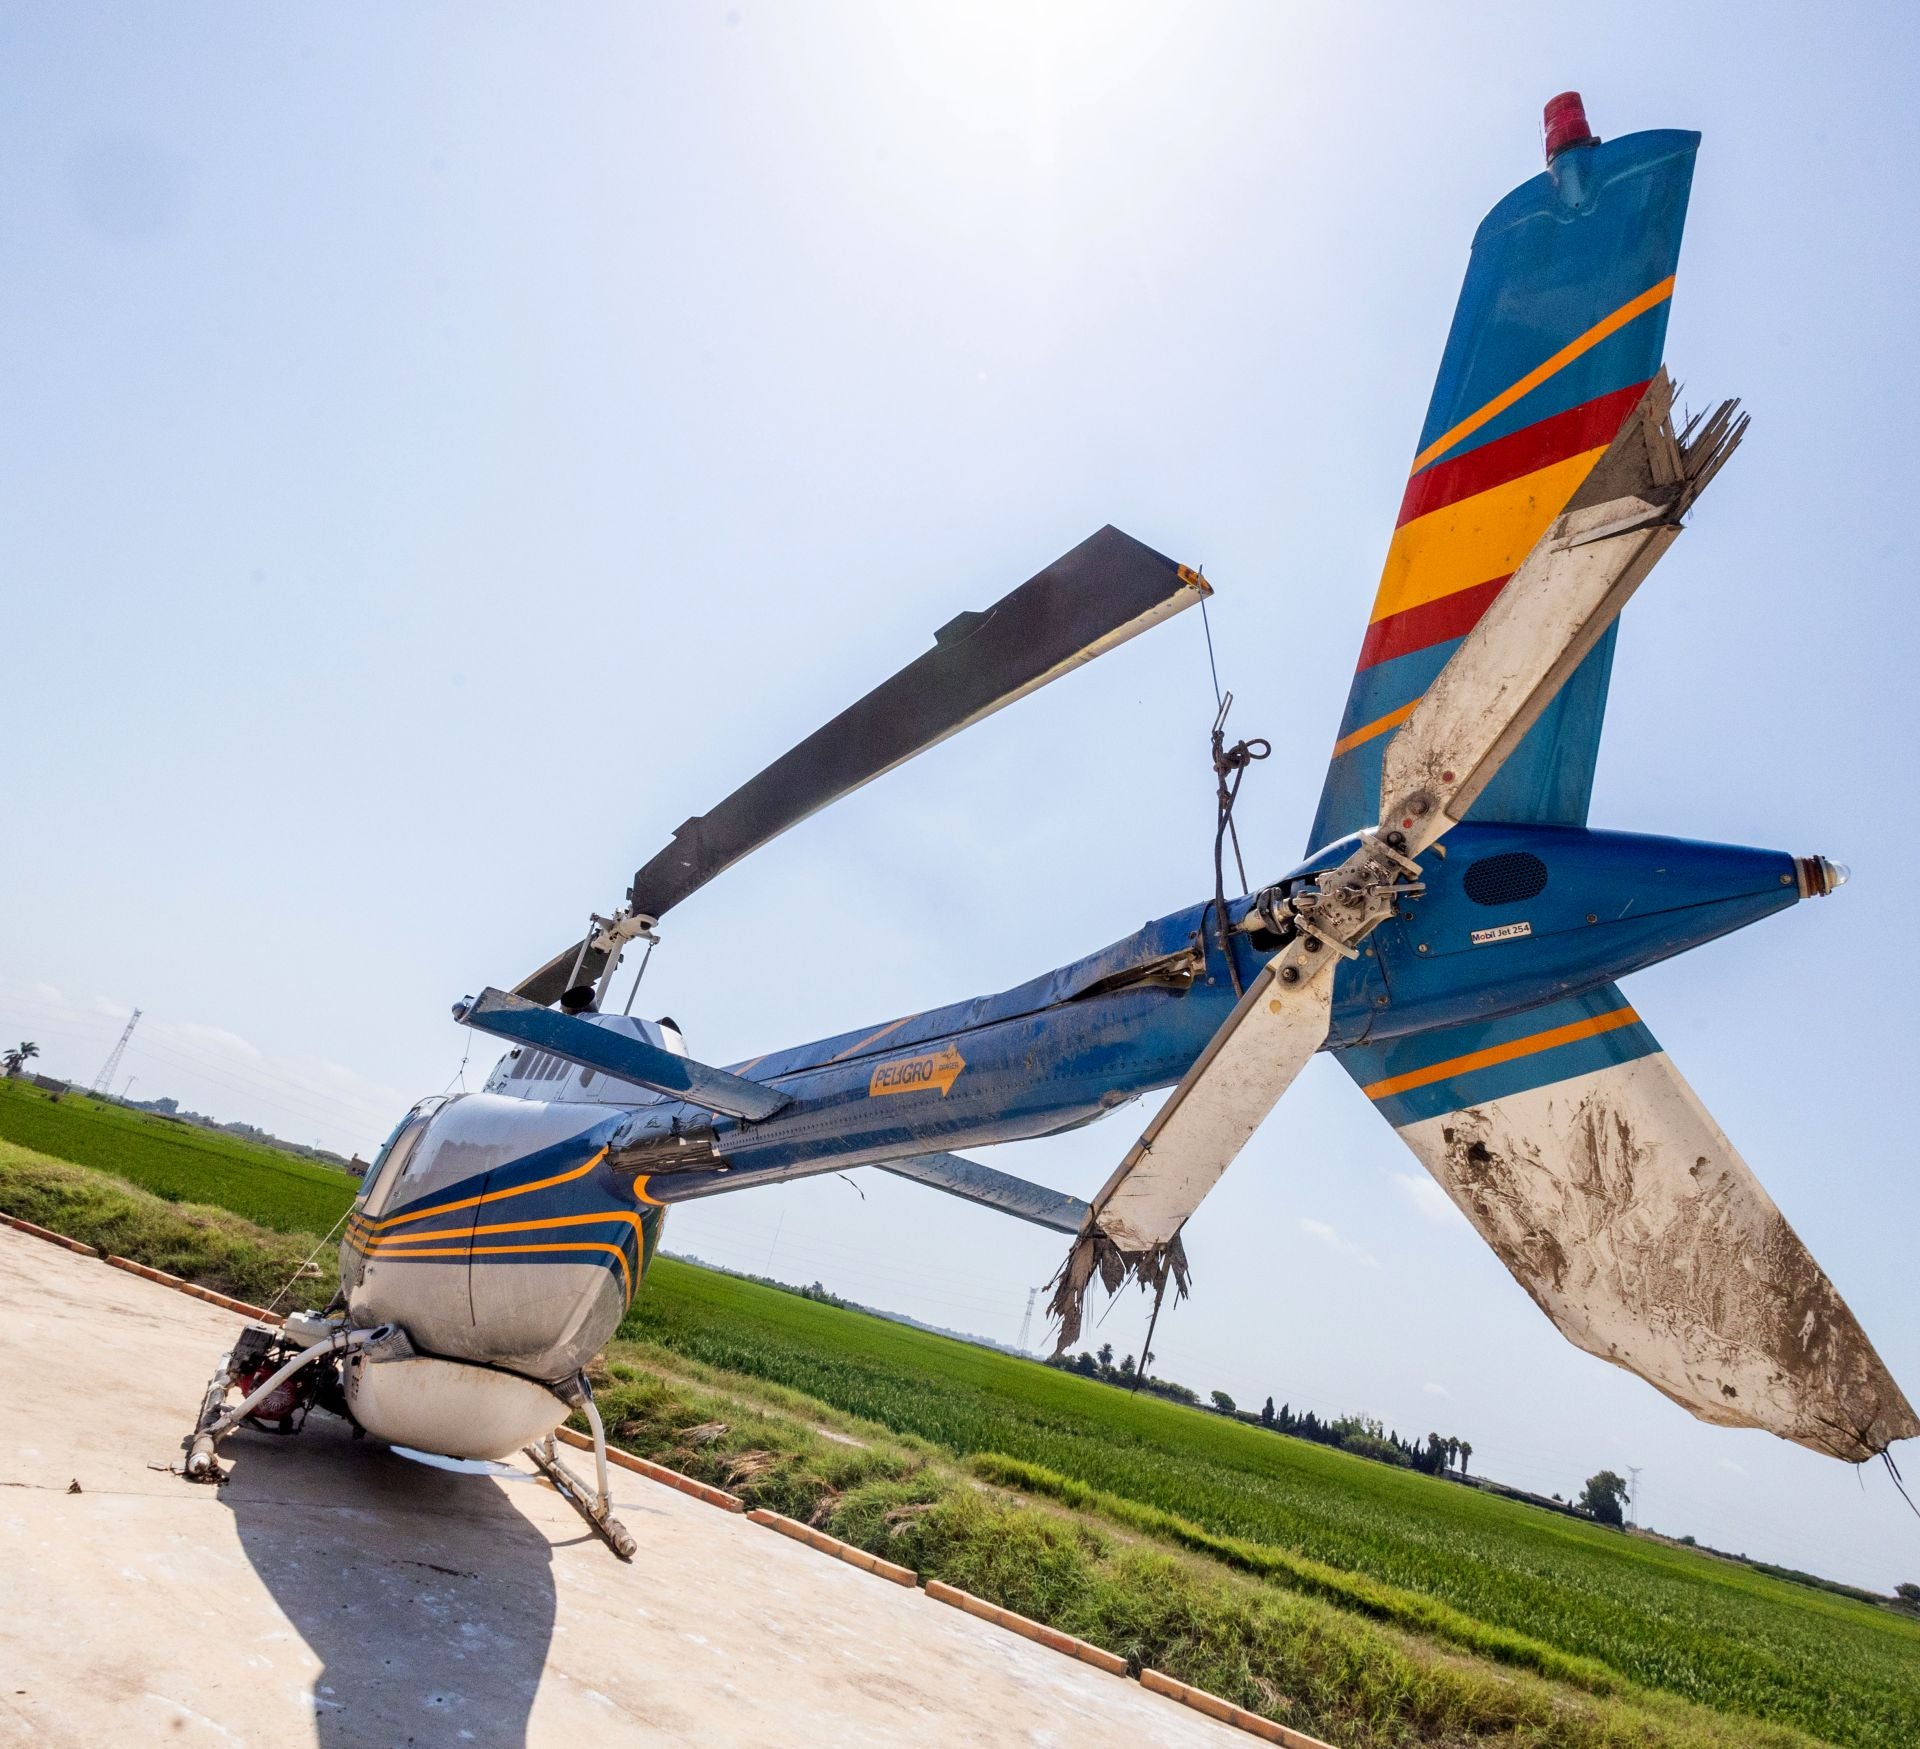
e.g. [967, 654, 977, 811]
[868, 1043, 966, 1098]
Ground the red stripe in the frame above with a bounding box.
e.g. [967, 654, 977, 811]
[1395, 380, 1648, 529]
[1357, 574, 1509, 672]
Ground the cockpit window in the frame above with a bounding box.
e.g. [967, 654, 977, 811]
[359, 1104, 437, 1217]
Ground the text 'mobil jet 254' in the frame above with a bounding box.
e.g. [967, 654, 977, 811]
[179, 92, 1913, 1556]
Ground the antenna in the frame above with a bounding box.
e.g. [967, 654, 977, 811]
[1016, 1285, 1039, 1354]
[91, 1009, 142, 1097]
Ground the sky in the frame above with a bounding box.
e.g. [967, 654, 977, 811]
[4, 3, 1918, 1590]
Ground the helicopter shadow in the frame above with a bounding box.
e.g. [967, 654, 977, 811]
[223, 1409, 562, 1748]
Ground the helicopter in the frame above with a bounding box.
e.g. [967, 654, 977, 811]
[181, 93, 1914, 1558]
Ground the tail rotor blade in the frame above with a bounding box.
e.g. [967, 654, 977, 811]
[1381, 373, 1745, 852]
[1089, 960, 1335, 1257]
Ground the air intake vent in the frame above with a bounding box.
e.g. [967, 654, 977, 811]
[1463, 852, 1548, 907]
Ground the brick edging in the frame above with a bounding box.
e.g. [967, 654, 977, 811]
[554, 1423, 744, 1512]
[0, 1210, 101, 1255]
[923, 1579, 1130, 1675]
[1140, 1669, 1335, 1747]
[102, 1255, 282, 1323]
[746, 1508, 917, 1585]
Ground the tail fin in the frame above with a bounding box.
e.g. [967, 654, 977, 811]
[1307, 101, 1699, 854]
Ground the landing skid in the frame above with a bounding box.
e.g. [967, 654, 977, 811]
[180, 1323, 637, 1560]
[525, 1390, 636, 1560]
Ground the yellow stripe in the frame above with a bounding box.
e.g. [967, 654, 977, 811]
[355, 1148, 608, 1235]
[1332, 697, 1421, 759]
[1361, 1006, 1641, 1101]
[1369, 447, 1607, 624]
[1409, 278, 1675, 475]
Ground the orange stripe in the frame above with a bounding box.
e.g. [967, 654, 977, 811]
[370, 1209, 650, 1247]
[1332, 697, 1421, 759]
[828, 1015, 915, 1063]
[1361, 1006, 1641, 1101]
[358, 1238, 635, 1300]
[1409, 278, 1675, 475]
[471, 1240, 632, 1298]
[355, 1148, 608, 1235]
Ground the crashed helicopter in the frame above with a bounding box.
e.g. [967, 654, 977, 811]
[183, 93, 1915, 1556]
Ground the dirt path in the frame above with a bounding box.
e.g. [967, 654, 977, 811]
[0, 1224, 1239, 1747]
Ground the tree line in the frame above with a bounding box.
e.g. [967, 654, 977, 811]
[1252, 1400, 1473, 1476]
[1046, 1346, 1473, 1476]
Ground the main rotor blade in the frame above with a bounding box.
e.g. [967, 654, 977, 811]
[512, 940, 610, 1010]
[512, 527, 1206, 1004]
[627, 525, 1208, 923]
[1380, 373, 1745, 853]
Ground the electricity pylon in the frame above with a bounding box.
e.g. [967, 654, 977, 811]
[1016, 1285, 1039, 1353]
[91, 1009, 142, 1096]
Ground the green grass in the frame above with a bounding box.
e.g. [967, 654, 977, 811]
[0, 1079, 361, 1236]
[3, 1096, 1912, 1748]
[583, 1346, 1823, 1749]
[625, 1255, 1920, 1749]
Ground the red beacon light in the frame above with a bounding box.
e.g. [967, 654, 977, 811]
[1543, 91, 1599, 163]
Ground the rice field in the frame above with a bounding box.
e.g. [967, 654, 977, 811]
[0, 1080, 361, 1236]
[626, 1255, 1920, 1749]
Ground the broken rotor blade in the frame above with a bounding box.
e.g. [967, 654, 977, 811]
[1380, 371, 1745, 855]
[1048, 938, 1340, 1349]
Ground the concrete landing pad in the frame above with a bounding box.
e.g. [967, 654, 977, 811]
[0, 1226, 1240, 1747]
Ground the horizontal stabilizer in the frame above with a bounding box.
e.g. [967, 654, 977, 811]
[1338, 986, 1917, 1462]
[878, 1152, 1090, 1234]
[458, 988, 791, 1122]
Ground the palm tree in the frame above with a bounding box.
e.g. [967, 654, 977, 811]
[3, 1041, 39, 1077]
[1458, 1440, 1473, 1476]
[1446, 1436, 1461, 1471]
